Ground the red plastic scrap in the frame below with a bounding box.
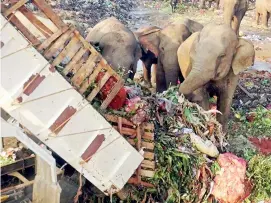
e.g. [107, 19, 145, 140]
[96, 72, 126, 110]
[211, 153, 251, 203]
[249, 137, 271, 155]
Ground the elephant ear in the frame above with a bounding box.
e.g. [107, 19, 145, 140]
[232, 38, 255, 75]
[177, 32, 200, 78]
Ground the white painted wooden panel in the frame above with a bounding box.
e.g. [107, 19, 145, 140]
[0, 14, 143, 194]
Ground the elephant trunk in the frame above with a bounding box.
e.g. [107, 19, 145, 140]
[179, 52, 215, 96]
[223, 1, 235, 26]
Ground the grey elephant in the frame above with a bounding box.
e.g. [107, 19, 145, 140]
[256, 0, 271, 28]
[134, 19, 204, 92]
[200, 0, 220, 9]
[177, 23, 255, 132]
[85, 17, 141, 80]
[223, 0, 248, 34]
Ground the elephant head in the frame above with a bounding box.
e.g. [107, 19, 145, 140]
[134, 26, 162, 87]
[178, 23, 254, 95]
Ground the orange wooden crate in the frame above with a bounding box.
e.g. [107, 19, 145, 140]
[104, 114, 155, 187]
[1, 0, 124, 110]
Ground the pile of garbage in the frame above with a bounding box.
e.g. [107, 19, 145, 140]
[90, 78, 270, 202]
[0, 146, 33, 167]
[52, 0, 138, 34]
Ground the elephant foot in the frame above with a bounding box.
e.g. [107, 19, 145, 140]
[140, 80, 152, 88]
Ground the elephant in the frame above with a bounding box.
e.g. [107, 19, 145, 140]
[134, 18, 204, 92]
[170, 0, 179, 13]
[256, 0, 271, 28]
[200, 0, 220, 9]
[223, 0, 248, 35]
[85, 17, 141, 80]
[177, 23, 255, 132]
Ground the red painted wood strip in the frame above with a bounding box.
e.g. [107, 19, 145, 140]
[81, 134, 105, 162]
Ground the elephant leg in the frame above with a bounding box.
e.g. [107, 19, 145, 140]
[256, 11, 260, 25]
[208, 1, 212, 8]
[263, 11, 268, 28]
[156, 59, 167, 93]
[216, 71, 239, 133]
[165, 66, 179, 89]
[216, 0, 219, 9]
[142, 60, 152, 87]
[267, 12, 270, 27]
[200, 0, 205, 9]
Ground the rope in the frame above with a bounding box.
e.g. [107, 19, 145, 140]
[73, 169, 83, 203]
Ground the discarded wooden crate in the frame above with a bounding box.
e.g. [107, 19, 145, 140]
[1, 0, 143, 194]
[104, 114, 155, 187]
[1, 0, 124, 110]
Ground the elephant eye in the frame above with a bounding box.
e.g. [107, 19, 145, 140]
[219, 53, 226, 57]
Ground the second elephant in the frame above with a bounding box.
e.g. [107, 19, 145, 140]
[177, 23, 255, 132]
[135, 18, 204, 92]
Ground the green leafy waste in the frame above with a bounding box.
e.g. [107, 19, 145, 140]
[0, 155, 15, 167]
[229, 106, 271, 138]
[247, 155, 271, 202]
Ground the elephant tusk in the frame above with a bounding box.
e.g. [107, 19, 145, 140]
[203, 109, 223, 115]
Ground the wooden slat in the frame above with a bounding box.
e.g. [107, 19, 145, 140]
[43, 28, 74, 59]
[3, 0, 28, 17]
[79, 59, 103, 93]
[71, 53, 100, 89]
[127, 139, 154, 150]
[52, 36, 79, 66]
[113, 126, 136, 137]
[141, 160, 155, 170]
[8, 14, 40, 45]
[112, 126, 154, 140]
[141, 169, 155, 178]
[19, 5, 53, 38]
[66, 54, 87, 77]
[144, 152, 154, 160]
[87, 72, 111, 102]
[80, 63, 103, 94]
[143, 132, 154, 140]
[128, 177, 154, 187]
[104, 114, 135, 127]
[142, 142, 154, 150]
[32, 0, 67, 30]
[1, 156, 35, 176]
[136, 126, 142, 183]
[62, 47, 88, 75]
[75, 32, 120, 80]
[37, 27, 69, 51]
[143, 123, 154, 131]
[100, 79, 124, 110]
[74, 32, 101, 56]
